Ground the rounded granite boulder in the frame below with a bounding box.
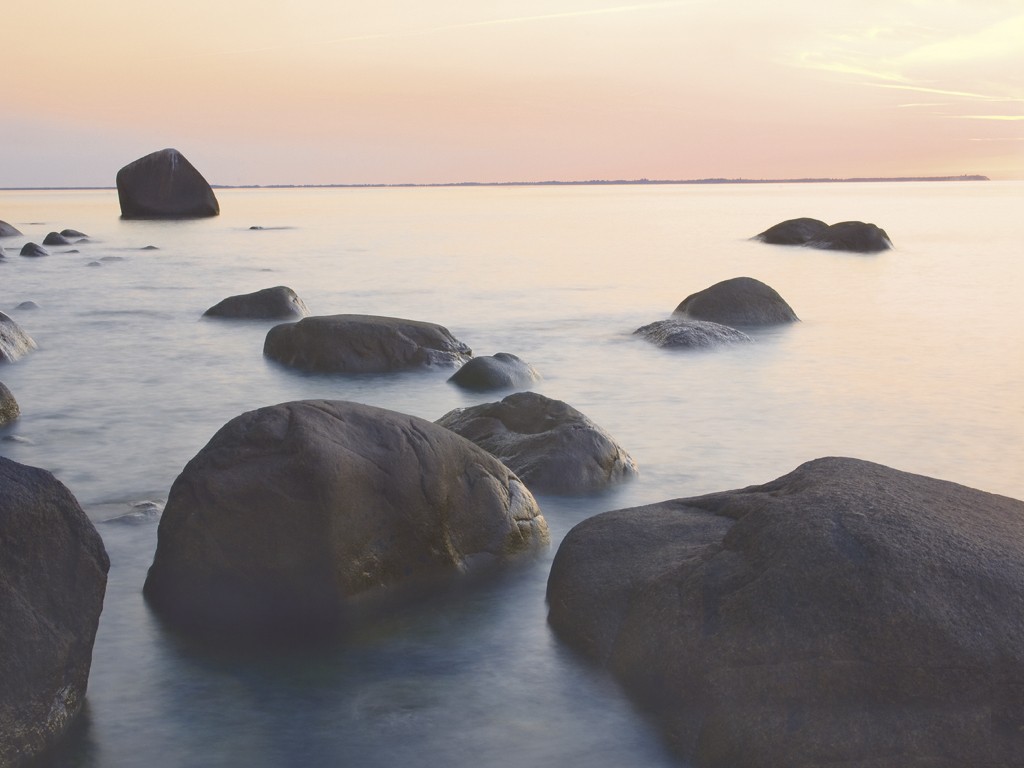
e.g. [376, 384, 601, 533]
[0, 457, 109, 766]
[19, 242, 49, 258]
[264, 314, 472, 373]
[806, 221, 893, 252]
[548, 457, 1024, 767]
[634, 318, 752, 349]
[752, 217, 828, 245]
[0, 221, 21, 238]
[116, 148, 220, 219]
[436, 391, 638, 495]
[0, 312, 37, 362]
[673, 276, 798, 327]
[143, 400, 548, 636]
[203, 286, 309, 320]
[447, 352, 541, 392]
[42, 232, 72, 246]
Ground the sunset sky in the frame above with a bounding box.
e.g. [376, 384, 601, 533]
[3, 0, 1022, 187]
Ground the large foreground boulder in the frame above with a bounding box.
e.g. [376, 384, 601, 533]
[436, 392, 638, 495]
[143, 400, 548, 636]
[447, 352, 540, 392]
[203, 286, 309, 320]
[0, 457, 110, 766]
[673, 276, 798, 326]
[264, 314, 472, 373]
[806, 221, 893, 252]
[634, 318, 752, 349]
[0, 382, 18, 425]
[753, 217, 828, 245]
[0, 312, 37, 362]
[116, 148, 219, 219]
[547, 457, 1024, 767]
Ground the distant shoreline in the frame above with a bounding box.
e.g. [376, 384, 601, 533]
[0, 174, 991, 192]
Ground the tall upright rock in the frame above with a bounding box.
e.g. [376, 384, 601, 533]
[116, 148, 220, 219]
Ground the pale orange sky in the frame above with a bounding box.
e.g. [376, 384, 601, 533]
[3, 0, 1022, 186]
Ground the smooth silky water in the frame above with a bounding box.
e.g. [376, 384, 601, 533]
[2, 182, 1022, 766]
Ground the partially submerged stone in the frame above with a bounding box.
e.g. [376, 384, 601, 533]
[753, 217, 828, 245]
[0, 312, 37, 362]
[116, 148, 220, 219]
[634, 318, 752, 348]
[0, 457, 109, 766]
[143, 400, 548, 637]
[203, 286, 309, 320]
[0, 221, 21, 238]
[806, 221, 893, 252]
[437, 391, 638, 495]
[673, 276, 798, 326]
[548, 457, 1024, 767]
[19, 242, 49, 258]
[264, 314, 472, 373]
[447, 352, 540, 392]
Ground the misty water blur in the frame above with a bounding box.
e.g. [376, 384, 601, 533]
[2, 182, 1022, 766]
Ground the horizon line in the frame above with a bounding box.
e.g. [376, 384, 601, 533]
[0, 174, 994, 192]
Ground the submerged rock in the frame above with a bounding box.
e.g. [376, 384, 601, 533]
[60, 228, 87, 239]
[753, 217, 828, 245]
[116, 148, 220, 219]
[143, 400, 548, 636]
[19, 242, 49, 258]
[548, 457, 1024, 767]
[0, 457, 109, 766]
[447, 352, 540, 392]
[0, 221, 22, 238]
[673, 276, 798, 326]
[0, 382, 18, 425]
[264, 314, 472, 373]
[437, 391, 638, 495]
[0, 312, 37, 362]
[634, 318, 752, 348]
[203, 286, 309, 320]
[806, 221, 893, 252]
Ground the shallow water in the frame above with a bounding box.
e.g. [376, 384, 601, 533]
[2, 181, 1023, 766]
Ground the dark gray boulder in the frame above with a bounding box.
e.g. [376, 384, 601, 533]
[0, 457, 109, 766]
[264, 314, 472, 373]
[806, 221, 893, 252]
[143, 400, 548, 636]
[634, 318, 752, 348]
[0, 312, 36, 362]
[0, 221, 20, 238]
[753, 217, 828, 245]
[673, 276, 798, 326]
[14, 301, 38, 310]
[0, 382, 18, 425]
[203, 285, 309, 320]
[447, 352, 540, 392]
[547, 457, 1024, 768]
[42, 232, 71, 246]
[116, 148, 220, 219]
[19, 243, 48, 258]
[60, 229, 87, 239]
[436, 391, 638, 495]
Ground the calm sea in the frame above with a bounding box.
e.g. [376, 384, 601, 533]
[2, 182, 1022, 766]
